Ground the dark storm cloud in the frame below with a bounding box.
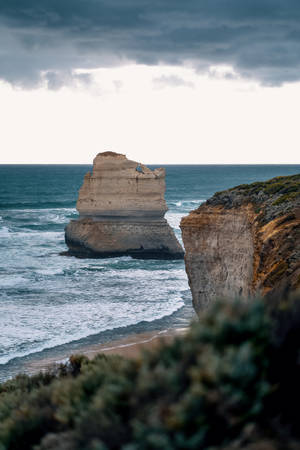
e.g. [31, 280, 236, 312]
[0, 0, 300, 87]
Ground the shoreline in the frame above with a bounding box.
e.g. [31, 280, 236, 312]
[0, 296, 194, 383]
[24, 328, 187, 375]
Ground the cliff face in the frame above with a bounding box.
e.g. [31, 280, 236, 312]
[65, 152, 183, 259]
[180, 174, 300, 313]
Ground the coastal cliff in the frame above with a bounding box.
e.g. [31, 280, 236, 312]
[65, 152, 183, 259]
[181, 174, 300, 313]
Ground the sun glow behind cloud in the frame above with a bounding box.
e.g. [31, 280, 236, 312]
[0, 64, 299, 164]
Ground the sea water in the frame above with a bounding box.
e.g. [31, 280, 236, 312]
[0, 164, 300, 381]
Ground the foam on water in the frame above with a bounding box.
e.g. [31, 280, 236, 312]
[0, 201, 189, 367]
[0, 294, 185, 365]
[165, 212, 184, 230]
[0, 226, 10, 237]
[0, 276, 29, 288]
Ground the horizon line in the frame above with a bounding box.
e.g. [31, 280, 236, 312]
[1, 162, 300, 166]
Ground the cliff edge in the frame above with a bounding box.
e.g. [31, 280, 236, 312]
[65, 152, 183, 259]
[180, 174, 300, 313]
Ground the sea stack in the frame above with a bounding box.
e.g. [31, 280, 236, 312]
[180, 174, 300, 314]
[65, 151, 184, 259]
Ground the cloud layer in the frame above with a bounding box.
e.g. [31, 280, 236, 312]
[1, 0, 300, 87]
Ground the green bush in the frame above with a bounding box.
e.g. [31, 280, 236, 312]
[224, 174, 300, 202]
[0, 295, 300, 450]
[272, 191, 300, 205]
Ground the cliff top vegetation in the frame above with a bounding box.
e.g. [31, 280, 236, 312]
[198, 173, 300, 223]
[1, 294, 300, 450]
[208, 173, 300, 205]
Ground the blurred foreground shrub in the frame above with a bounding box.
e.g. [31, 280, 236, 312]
[0, 294, 300, 450]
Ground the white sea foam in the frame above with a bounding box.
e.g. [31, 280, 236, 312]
[13, 231, 64, 239]
[4, 208, 76, 213]
[0, 276, 28, 288]
[170, 199, 205, 208]
[41, 211, 75, 224]
[0, 250, 189, 365]
[165, 212, 184, 229]
[0, 296, 185, 365]
[189, 199, 205, 204]
[0, 201, 191, 370]
[35, 268, 64, 276]
[2, 208, 77, 226]
[0, 226, 10, 237]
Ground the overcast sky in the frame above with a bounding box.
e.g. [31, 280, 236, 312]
[0, 0, 300, 164]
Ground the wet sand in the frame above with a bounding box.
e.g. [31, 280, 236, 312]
[25, 328, 187, 375]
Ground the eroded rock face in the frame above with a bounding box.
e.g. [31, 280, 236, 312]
[65, 152, 183, 259]
[181, 205, 255, 310]
[180, 174, 300, 314]
[77, 151, 167, 219]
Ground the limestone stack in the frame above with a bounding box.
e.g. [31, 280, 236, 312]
[180, 174, 300, 314]
[65, 151, 184, 259]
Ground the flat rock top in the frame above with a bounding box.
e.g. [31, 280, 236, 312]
[97, 151, 125, 158]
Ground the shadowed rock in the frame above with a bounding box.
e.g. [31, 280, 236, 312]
[64, 152, 184, 259]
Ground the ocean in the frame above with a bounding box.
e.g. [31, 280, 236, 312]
[0, 164, 300, 381]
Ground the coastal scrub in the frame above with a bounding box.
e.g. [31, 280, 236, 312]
[1, 295, 300, 449]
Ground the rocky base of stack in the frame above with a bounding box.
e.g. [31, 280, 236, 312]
[64, 218, 184, 259]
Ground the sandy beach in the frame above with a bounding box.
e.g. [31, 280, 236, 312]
[24, 328, 187, 375]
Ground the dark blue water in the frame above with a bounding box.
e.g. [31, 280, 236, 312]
[0, 164, 299, 380]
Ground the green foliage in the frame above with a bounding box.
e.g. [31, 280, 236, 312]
[272, 191, 300, 205]
[226, 174, 300, 201]
[1, 296, 300, 449]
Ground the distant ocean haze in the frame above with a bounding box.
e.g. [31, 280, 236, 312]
[0, 164, 299, 381]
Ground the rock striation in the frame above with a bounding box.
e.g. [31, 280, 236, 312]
[65, 151, 183, 259]
[180, 174, 300, 313]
